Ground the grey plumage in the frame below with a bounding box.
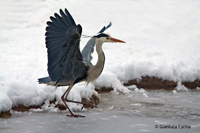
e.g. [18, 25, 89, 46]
[81, 37, 95, 64]
[45, 9, 87, 84]
[38, 77, 51, 84]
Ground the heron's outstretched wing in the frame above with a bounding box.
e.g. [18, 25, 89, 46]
[81, 37, 95, 63]
[46, 8, 87, 83]
[81, 22, 112, 64]
[98, 22, 112, 33]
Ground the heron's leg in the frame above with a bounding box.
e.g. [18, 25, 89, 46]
[64, 83, 97, 109]
[61, 84, 85, 118]
[65, 99, 97, 109]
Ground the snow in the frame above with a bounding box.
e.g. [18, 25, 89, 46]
[173, 82, 188, 93]
[0, 92, 12, 113]
[0, 0, 200, 113]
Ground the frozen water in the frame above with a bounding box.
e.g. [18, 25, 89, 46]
[0, 89, 200, 133]
[0, 112, 198, 133]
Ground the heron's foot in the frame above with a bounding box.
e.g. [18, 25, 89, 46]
[81, 103, 97, 110]
[67, 114, 85, 118]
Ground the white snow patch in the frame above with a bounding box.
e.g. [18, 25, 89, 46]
[175, 82, 188, 91]
[95, 71, 131, 93]
[126, 85, 138, 90]
[0, 92, 12, 113]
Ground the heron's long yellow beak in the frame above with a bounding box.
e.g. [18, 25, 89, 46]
[110, 37, 126, 43]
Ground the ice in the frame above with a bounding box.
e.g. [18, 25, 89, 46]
[0, 0, 200, 113]
[175, 82, 188, 91]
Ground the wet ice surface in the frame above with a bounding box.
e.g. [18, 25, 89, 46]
[1, 90, 200, 133]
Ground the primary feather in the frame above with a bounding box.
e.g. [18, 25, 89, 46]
[45, 9, 87, 84]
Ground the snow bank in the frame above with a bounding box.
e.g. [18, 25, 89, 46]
[95, 71, 131, 93]
[1, 0, 200, 112]
[0, 92, 12, 113]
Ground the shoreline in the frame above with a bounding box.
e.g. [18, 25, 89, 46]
[96, 76, 200, 93]
[1, 76, 199, 118]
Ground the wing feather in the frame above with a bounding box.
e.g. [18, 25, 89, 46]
[45, 8, 87, 83]
[46, 27, 65, 34]
[60, 9, 71, 28]
[46, 23, 66, 32]
[81, 37, 95, 62]
[49, 17, 66, 29]
[98, 22, 112, 33]
[64, 9, 76, 27]
[54, 13, 69, 28]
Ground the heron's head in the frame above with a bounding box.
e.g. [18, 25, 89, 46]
[94, 33, 125, 43]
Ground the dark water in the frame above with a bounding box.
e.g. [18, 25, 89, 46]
[0, 90, 200, 133]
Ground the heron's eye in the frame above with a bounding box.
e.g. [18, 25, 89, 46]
[106, 37, 110, 39]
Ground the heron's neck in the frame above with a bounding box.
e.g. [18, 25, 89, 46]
[95, 41, 105, 66]
[86, 40, 105, 84]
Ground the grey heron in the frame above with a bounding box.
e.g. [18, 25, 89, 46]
[38, 8, 125, 118]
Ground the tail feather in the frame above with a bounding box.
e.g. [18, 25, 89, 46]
[38, 77, 52, 84]
[38, 77, 67, 87]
